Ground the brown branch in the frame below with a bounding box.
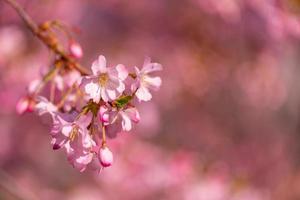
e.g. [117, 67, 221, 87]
[3, 0, 90, 75]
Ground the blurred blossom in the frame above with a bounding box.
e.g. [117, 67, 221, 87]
[0, 25, 25, 64]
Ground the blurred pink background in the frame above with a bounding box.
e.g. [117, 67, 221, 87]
[1, 0, 300, 199]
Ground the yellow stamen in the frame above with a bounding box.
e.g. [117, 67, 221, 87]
[99, 73, 109, 86]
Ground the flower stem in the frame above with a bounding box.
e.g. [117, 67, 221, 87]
[3, 0, 90, 75]
[101, 123, 106, 147]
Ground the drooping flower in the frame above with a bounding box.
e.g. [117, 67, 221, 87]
[80, 55, 128, 103]
[98, 146, 113, 167]
[119, 107, 140, 131]
[132, 57, 162, 101]
[34, 96, 57, 117]
[51, 112, 96, 172]
[98, 105, 140, 132]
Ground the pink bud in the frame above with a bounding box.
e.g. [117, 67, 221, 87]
[69, 40, 83, 59]
[98, 147, 113, 167]
[16, 97, 35, 115]
[99, 105, 109, 124]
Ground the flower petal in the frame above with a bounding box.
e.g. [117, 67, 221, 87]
[126, 107, 140, 123]
[135, 86, 152, 101]
[116, 64, 128, 81]
[141, 57, 162, 74]
[143, 76, 162, 90]
[91, 55, 107, 75]
[121, 112, 132, 131]
[84, 80, 101, 103]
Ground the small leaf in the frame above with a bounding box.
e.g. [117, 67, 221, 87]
[114, 95, 132, 108]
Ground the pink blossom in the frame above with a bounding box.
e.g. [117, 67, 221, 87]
[98, 105, 140, 132]
[132, 57, 162, 102]
[34, 96, 58, 116]
[98, 146, 113, 167]
[119, 107, 140, 131]
[51, 112, 95, 172]
[81, 55, 128, 103]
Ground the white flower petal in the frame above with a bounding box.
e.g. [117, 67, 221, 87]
[106, 89, 117, 100]
[61, 125, 73, 137]
[135, 86, 152, 101]
[91, 55, 107, 75]
[121, 112, 132, 131]
[126, 107, 140, 123]
[116, 64, 128, 81]
[143, 76, 162, 90]
[84, 81, 101, 102]
[101, 88, 109, 102]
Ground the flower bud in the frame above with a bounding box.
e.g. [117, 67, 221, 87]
[69, 40, 83, 59]
[98, 147, 113, 167]
[16, 97, 34, 115]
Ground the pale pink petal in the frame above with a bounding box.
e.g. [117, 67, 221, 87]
[116, 64, 128, 81]
[116, 81, 125, 93]
[126, 107, 140, 123]
[121, 112, 132, 131]
[76, 112, 93, 128]
[84, 80, 101, 103]
[106, 89, 117, 100]
[143, 76, 162, 90]
[101, 88, 109, 102]
[135, 86, 152, 101]
[141, 57, 163, 74]
[91, 55, 107, 75]
[61, 125, 73, 137]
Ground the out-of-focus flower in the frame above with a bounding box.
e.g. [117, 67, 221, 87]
[54, 70, 81, 91]
[98, 146, 113, 167]
[69, 40, 83, 59]
[132, 57, 162, 102]
[81, 55, 128, 103]
[34, 96, 57, 116]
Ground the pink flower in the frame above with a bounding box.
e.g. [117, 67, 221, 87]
[132, 57, 162, 101]
[69, 40, 83, 59]
[119, 107, 140, 131]
[98, 146, 113, 167]
[51, 112, 95, 172]
[98, 105, 140, 132]
[81, 55, 128, 103]
[34, 96, 57, 116]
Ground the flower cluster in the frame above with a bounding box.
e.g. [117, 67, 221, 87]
[17, 54, 162, 172]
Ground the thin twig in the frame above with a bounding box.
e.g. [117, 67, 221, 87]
[3, 0, 90, 75]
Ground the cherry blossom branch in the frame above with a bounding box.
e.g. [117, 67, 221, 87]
[3, 0, 90, 75]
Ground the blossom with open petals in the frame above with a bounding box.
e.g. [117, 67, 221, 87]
[132, 57, 162, 101]
[81, 55, 128, 103]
